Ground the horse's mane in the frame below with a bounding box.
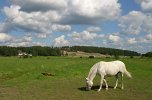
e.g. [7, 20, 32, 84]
[87, 62, 99, 80]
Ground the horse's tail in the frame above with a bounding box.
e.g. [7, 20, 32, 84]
[124, 69, 132, 78]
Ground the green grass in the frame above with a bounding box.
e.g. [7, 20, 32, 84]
[0, 56, 152, 100]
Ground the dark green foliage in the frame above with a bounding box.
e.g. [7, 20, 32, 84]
[0, 46, 18, 56]
[89, 56, 94, 58]
[142, 51, 152, 57]
[114, 54, 119, 60]
[0, 45, 142, 57]
[0, 46, 61, 56]
[130, 55, 134, 58]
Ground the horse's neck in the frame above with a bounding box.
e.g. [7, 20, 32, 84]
[87, 65, 97, 81]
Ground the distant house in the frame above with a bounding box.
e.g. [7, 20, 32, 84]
[62, 50, 68, 56]
[18, 50, 32, 58]
[28, 54, 32, 58]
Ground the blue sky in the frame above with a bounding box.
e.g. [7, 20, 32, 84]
[119, 0, 141, 15]
[0, 0, 152, 53]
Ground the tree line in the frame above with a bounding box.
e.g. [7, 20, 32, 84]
[0, 46, 61, 56]
[0, 46, 150, 57]
[142, 52, 152, 57]
[61, 46, 141, 56]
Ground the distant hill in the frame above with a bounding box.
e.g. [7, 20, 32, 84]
[63, 51, 111, 57]
[0, 46, 141, 57]
[61, 46, 141, 56]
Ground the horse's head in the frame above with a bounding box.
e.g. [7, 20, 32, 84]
[86, 78, 93, 91]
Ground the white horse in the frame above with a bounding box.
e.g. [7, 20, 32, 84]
[86, 60, 132, 92]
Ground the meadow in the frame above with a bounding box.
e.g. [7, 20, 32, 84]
[0, 56, 152, 100]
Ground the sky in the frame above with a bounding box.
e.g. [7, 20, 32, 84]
[0, 0, 152, 53]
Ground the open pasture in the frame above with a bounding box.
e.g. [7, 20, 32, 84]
[0, 57, 152, 100]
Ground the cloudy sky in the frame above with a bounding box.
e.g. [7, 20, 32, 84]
[0, 0, 152, 53]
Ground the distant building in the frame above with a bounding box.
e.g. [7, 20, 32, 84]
[17, 50, 32, 58]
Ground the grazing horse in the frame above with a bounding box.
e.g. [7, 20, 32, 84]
[86, 60, 132, 92]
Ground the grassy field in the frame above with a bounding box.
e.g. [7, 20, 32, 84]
[0, 56, 152, 100]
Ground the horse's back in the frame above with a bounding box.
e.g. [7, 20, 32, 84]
[98, 60, 126, 76]
[111, 60, 126, 72]
[99, 60, 124, 66]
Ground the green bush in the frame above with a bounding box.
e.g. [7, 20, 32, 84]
[114, 55, 119, 60]
[89, 56, 94, 58]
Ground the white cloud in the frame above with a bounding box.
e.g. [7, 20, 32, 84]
[23, 36, 32, 42]
[119, 11, 146, 35]
[119, 10, 152, 37]
[98, 34, 105, 38]
[66, 30, 107, 46]
[108, 34, 120, 43]
[12, 0, 67, 12]
[36, 33, 51, 39]
[1, 0, 151, 53]
[3, 34, 46, 47]
[143, 15, 152, 34]
[138, 33, 152, 43]
[1, 0, 121, 35]
[86, 26, 101, 33]
[0, 33, 41, 47]
[12, 0, 121, 21]
[128, 38, 137, 44]
[145, 33, 152, 40]
[125, 33, 152, 46]
[15, 35, 32, 42]
[52, 24, 71, 32]
[69, 31, 97, 41]
[62, 0, 120, 24]
[15, 0, 121, 23]
[0, 33, 13, 42]
[3, 5, 21, 19]
[8, 41, 45, 47]
[0, 0, 121, 45]
[2, 5, 60, 33]
[8, 42, 30, 47]
[53, 35, 69, 47]
[135, 0, 152, 12]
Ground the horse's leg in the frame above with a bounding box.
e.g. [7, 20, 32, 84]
[114, 73, 119, 89]
[103, 79, 108, 90]
[98, 76, 104, 92]
[121, 73, 124, 89]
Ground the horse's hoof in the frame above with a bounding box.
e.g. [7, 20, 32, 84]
[106, 88, 108, 91]
[113, 87, 116, 89]
[97, 89, 101, 92]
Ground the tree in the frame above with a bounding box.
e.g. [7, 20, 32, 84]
[143, 52, 152, 57]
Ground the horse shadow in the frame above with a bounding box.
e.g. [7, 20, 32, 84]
[78, 85, 115, 91]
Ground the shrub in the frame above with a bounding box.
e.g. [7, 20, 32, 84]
[114, 55, 119, 60]
[89, 56, 94, 58]
[130, 55, 134, 58]
[47, 57, 50, 59]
